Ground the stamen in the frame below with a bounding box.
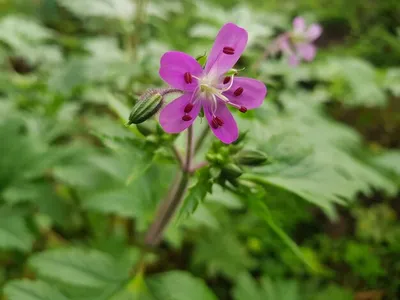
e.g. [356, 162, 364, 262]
[184, 72, 192, 84]
[239, 106, 247, 113]
[223, 47, 235, 55]
[215, 116, 224, 126]
[182, 115, 192, 121]
[223, 77, 231, 84]
[211, 94, 218, 115]
[220, 74, 235, 92]
[184, 103, 194, 113]
[234, 87, 244, 96]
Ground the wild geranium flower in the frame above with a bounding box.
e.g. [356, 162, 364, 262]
[279, 17, 322, 66]
[158, 23, 267, 144]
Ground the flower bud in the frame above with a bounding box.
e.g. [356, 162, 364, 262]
[235, 150, 270, 166]
[127, 92, 163, 125]
[225, 67, 245, 77]
[222, 163, 243, 180]
[196, 53, 207, 67]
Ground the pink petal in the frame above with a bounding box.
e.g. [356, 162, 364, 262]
[296, 43, 316, 61]
[205, 23, 248, 77]
[293, 17, 306, 33]
[223, 77, 267, 110]
[203, 100, 239, 144]
[159, 51, 203, 92]
[289, 55, 300, 66]
[306, 24, 322, 41]
[159, 93, 200, 133]
[278, 35, 294, 55]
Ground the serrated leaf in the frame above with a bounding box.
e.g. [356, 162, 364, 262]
[233, 273, 300, 300]
[193, 231, 255, 279]
[175, 168, 213, 223]
[147, 271, 217, 300]
[4, 280, 69, 300]
[29, 248, 129, 288]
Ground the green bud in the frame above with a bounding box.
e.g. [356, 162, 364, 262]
[196, 53, 207, 67]
[128, 92, 163, 125]
[235, 150, 269, 166]
[222, 163, 243, 179]
[225, 67, 245, 77]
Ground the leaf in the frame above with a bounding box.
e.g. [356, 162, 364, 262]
[58, 0, 135, 20]
[233, 273, 300, 300]
[0, 206, 34, 252]
[4, 280, 69, 300]
[29, 248, 130, 288]
[248, 200, 326, 274]
[239, 93, 397, 218]
[315, 57, 387, 107]
[147, 271, 218, 300]
[175, 168, 213, 223]
[193, 231, 255, 279]
[383, 68, 400, 97]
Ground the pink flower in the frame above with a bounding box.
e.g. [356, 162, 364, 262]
[280, 17, 322, 66]
[158, 23, 267, 144]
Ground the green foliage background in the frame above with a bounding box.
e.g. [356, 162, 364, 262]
[0, 0, 399, 299]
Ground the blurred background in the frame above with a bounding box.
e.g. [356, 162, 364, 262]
[0, 0, 399, 299]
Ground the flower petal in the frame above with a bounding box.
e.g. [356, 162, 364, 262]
[223, 77, 267, 109]
[306, 24, 322, 41]
[278, 35, 293, 56]
[159, 51, 203, 91]
[205, 23, 248, 77]
[289, 55, 300, 66]
[296, 43, 316, 61]
[204, 100, 239, 144]
[159, 93, 200, 133]
[293, 17, 306, 33]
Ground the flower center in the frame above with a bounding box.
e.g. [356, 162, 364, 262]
[180, 72, 247, 126]
[290, 32, 307, 44]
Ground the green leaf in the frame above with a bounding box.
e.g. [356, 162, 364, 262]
[57, 0, 135, 20]
[4, 280, 69, 300]
[175, 168, 213, 223]
[0, 206, 34, 252]
[233, 273, 300, 300]
[193, 231, 255, 279]
[147, 271, 217, 300]
[29, 248, 130, 288]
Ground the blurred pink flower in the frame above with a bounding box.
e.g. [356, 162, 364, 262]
[158, 23, 267, 144]
[279, 17, 322, 66]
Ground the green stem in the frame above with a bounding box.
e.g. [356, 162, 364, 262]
[254, 201, 319, 273]
[194, 124, 210, 154]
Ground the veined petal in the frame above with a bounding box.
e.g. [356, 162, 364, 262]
[159, 51, 203, 91]
[306, 24, 322, 41]
[293, 17, 306, 33]
[159, 93, 200, 133]
[205, 23, 248, 77]
[203, 100, 239, 144]
[296, 43, 316, 61]
[223, 77, 267, 109]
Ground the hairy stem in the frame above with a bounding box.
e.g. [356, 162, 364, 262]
[144, 126, 194, 246]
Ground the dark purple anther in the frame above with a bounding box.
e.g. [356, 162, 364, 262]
[184, 72, 192, 84]
[234, 87, 244, 96]
[223, 47, 235, 55]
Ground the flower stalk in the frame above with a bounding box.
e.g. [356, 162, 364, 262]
[144, 126, 194, 246]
